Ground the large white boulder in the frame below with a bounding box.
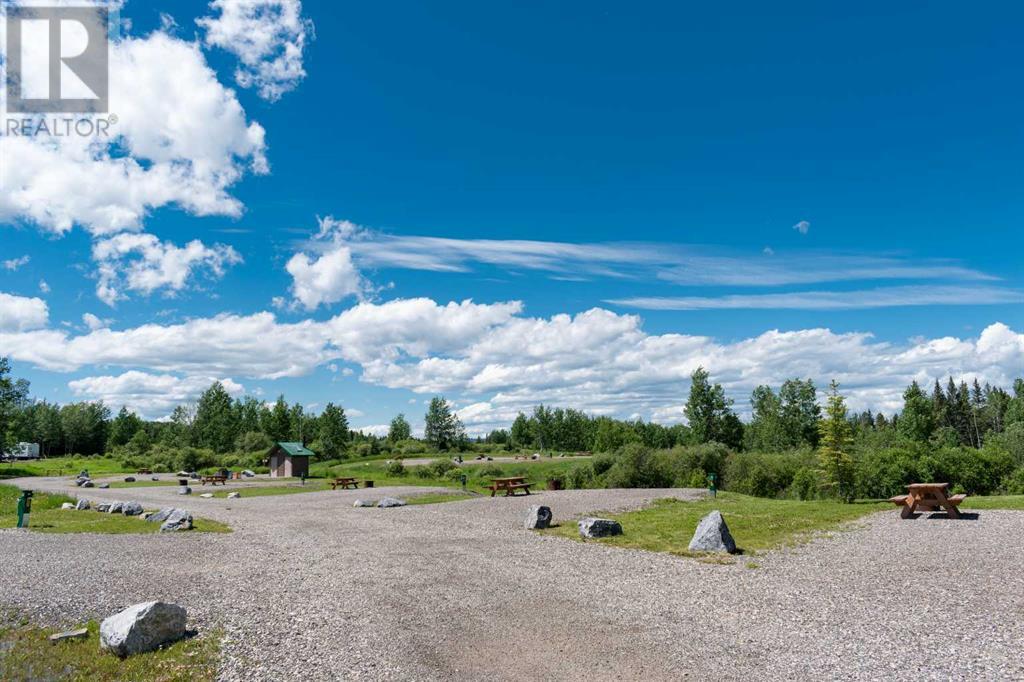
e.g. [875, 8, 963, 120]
[687, 510, 737, 554]
[99, 601, 187, 657]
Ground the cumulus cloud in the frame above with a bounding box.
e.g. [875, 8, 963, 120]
[0, 292, 49, 332]
[92, 232, 242, 306]
[69, 371, 244, 418]
[198, 0, 312, 101]
[0, 29, 268, 237]
[2, 295, 1022, 432]
[2, 255, 30, 271]
[82, 313, 111, 331]
[285, 218, 369, 310]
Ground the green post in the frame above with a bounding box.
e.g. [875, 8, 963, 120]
[16, 489, 33, 528]
[460, 474, 468, 491]
[708, 473, 717, 499]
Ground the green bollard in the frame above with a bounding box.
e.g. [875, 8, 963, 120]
[708, 473, 717, 499]
[17, 489, 33, 528]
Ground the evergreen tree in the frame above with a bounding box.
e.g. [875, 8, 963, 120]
[818, 380, 855, 502]
[897, 381, 934, 442]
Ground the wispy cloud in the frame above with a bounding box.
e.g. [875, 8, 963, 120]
[793, 219, 810, 234]
[606, 285, 1024, 311]
[2, 255, 30, 271]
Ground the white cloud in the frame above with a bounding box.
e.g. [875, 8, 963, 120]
[68, 371, 243, 418]
[38, 279, 50, 294]
[0, 28, 267, 236]
[0, 292, 49, 332]
[2, 295, 1022, 433]
[284, 218, 370, 310]
[793, 220, 810, 234]
[82, 313, 111, 331]
[607, 285, 1024, 311]
[198, 0, 312, 101]
[92, 232, 242, 306]
[2, 255, 30, 271]
[352, 424, 389, 437]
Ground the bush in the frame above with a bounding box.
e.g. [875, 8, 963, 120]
[235, 431, 272, 453]
[1000, 467, 1024, 495]
[788, 467, 821, 500]
[723, 450, 814, 498]
[603, 444, 664, 488]
[428, 459, 457, 478]
[385, 460, 406, 477]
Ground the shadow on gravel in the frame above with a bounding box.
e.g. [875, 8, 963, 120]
[904, 512, 980, 521]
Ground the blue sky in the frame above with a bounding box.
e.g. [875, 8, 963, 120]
[1, 1, 1021, 433]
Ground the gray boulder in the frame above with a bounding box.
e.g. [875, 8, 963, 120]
[687, 510, 737, 554]
[146, 508, 174, 523]
[199, 493, 214, 499]
[226, 491, 240, 499]
[98, 483, 110, 489]
[124, 476, 136, 483]
[151, 476, 159, 481]
[108, 501, 124, 514]
[177, 486, 192, 495]
[160, 509, 193, 532]
[242, 469, 255, 477]
[578, 517, 622, 538]
[353, 499, 376, 507]
[524, 505, 553, 530]
[121, 502, 143, 516]
[377, 497, 406, 508]
[80, 480, 95, 488]
[61, 502, 75, 510]
[99, 601, 187, 657]
[75, 499, 90, 511]
[96, 502, 111, 513]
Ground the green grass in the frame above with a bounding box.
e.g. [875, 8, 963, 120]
[542, 492, 889, 558]
[0, 484, 230, 534]
[960, 495, 1024, 510]
[0, 455, 133, 479]
[0, 618, 219, 681]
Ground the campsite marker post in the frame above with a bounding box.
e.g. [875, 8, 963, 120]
[17, 489, 33, 528]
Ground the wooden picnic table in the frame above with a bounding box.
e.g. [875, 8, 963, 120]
[488, 476, 531, 497]
[331, 477, 360, 490]
[200, 475, 227, 486]
[889, 483, 966, 519]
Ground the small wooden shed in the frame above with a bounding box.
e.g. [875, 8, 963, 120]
[267, 442, 314, 478]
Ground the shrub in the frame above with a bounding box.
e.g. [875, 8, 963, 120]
[1000, 467, 1024, 495]
[235, 431, 272, 453]
[429, 459, 457, 478]
[788, 467, 821, 500]
[603, 444, 664, 488]
[566, 462, 595, 489]
[385, 460, 407, 477]
[723, 450, 813, 498]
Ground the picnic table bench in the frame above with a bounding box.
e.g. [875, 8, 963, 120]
[331, 477, 360, 490]
[200, 475, 227, 486]
[889, 483, 966, 519]
[488, 476, 531, 497]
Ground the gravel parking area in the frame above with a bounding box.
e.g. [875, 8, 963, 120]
[2, 479, 1023, 680]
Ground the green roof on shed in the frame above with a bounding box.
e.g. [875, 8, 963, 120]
[273, 442, 315, 456]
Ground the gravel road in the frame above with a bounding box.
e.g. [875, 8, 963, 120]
[2, 479, 1022, 680]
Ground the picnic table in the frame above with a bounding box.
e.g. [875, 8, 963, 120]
[200, 475, 227, 486]
[331, 477, 360, 490]
[488, 476, 531, 497]
[889, 483, 966, 519]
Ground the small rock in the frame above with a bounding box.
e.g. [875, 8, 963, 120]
[524, 505, 553, 530]
[98, 483, 110, 489]
[49, 627, 88, 644]
[199, 493, 214, 499]
[121, 502, 143, 516]
[99, 601, 187, 657]
[227, 491, 240, 499]
[80, 480, 95, 488]
[160, 509, 193, 532]
[61, 502, 75, 510]
[151, 476, 159, 481]
[178, 486, 192, 495]
[96, 502, 111, 513]
[108, 501, 124, 514]
[75, 499, 90, 511]
[578, 517, 622, 538]
[377, 497, 406, 508]
[242, 469, 255, 477]
[124, 476, 136, 483]
[353, 499, 376, 507]
[687, 510, 737, 554]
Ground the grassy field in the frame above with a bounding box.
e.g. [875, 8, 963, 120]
[0, 485, 230, 534]
[960, 495, 1024, 510]
[0, 618, 218, 681]
[211, 480, 333, 498]
[542, 492, 889, 558]
[0, 455, 132, 479]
